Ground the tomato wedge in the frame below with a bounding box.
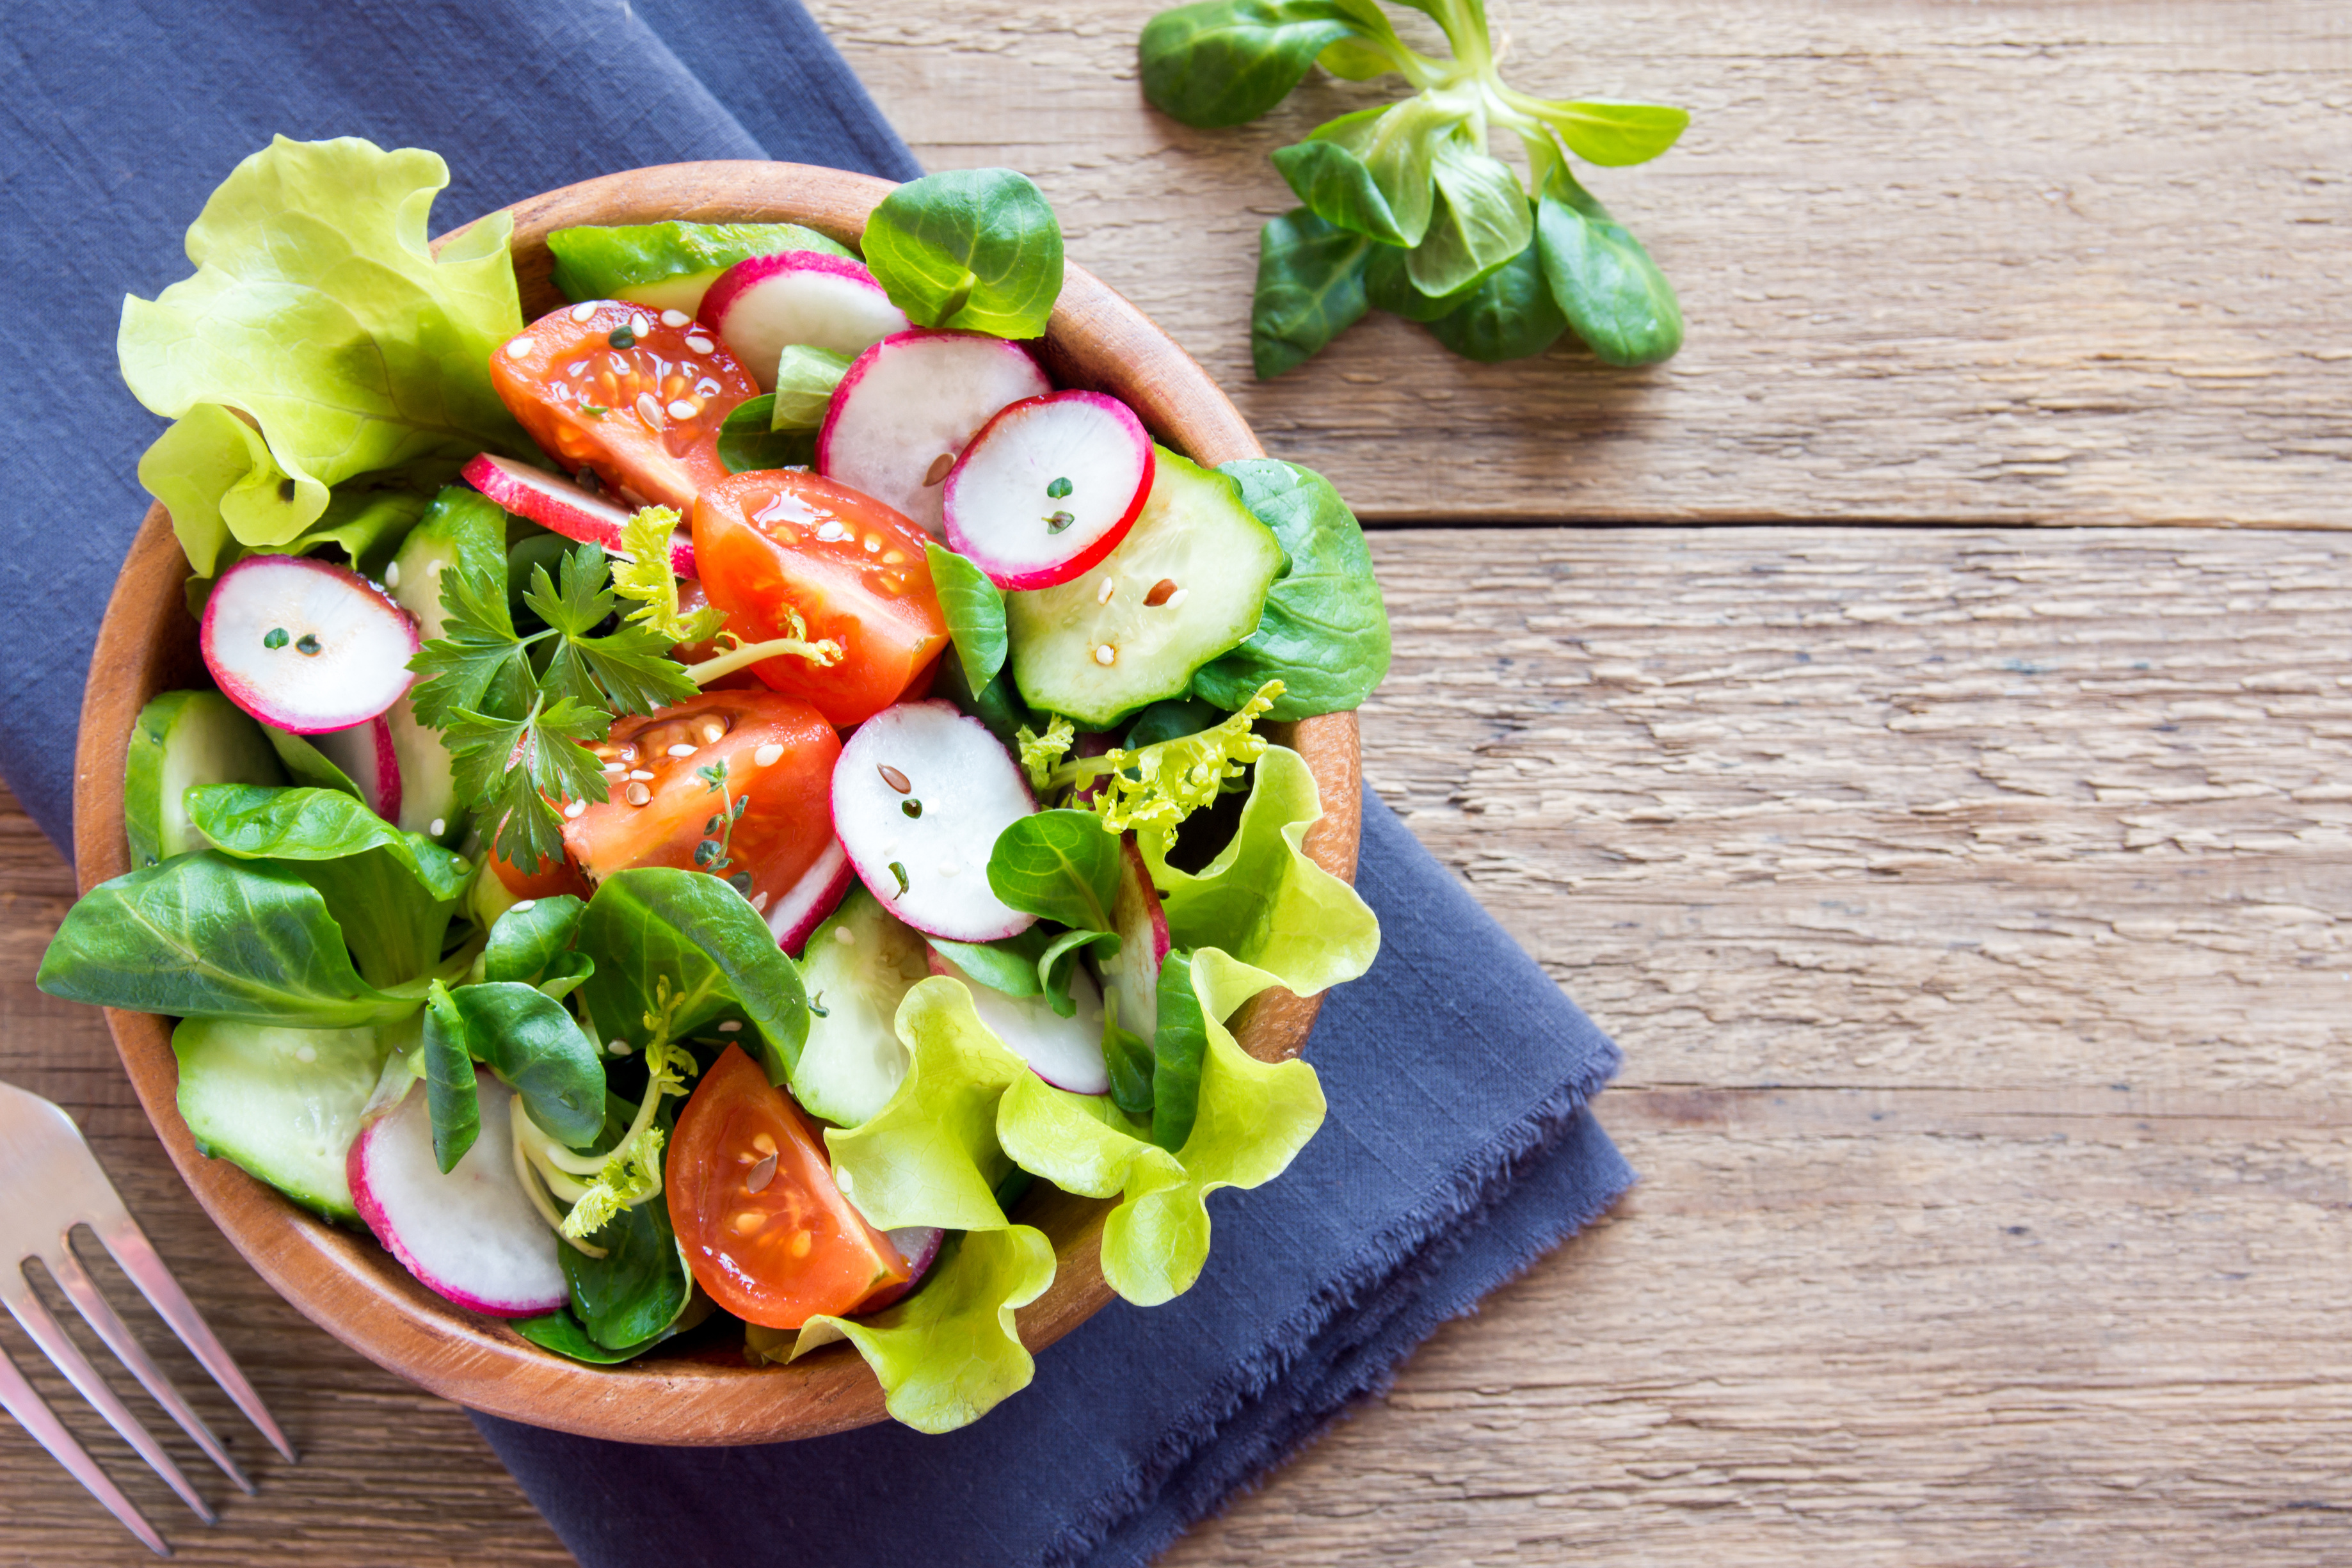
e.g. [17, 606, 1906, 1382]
[668, 1046, 907, 1329]
[490, 300, 758, 510]
[561, 690, 840, 916]
[693, 471, 950, 727]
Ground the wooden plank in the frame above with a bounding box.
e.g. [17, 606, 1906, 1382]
[819, 0, 2352, 528]
[4, 524, 2346, 1562]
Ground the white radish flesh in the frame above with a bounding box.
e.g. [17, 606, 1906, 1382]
[765, 836, 856, 956]
[461, 454, 696, 577]
[1105, 836, 1171, 1044]
[832, 701, 1036, 943]
[700, 252, 909, 391]
[929, 949, 1112, 1096]
[200, 555, 420, 735]
[347, 1082, 568, 1318]
[817, 331, 1053, 538]
[309, 715, 403, 823]
[943, 392, 1155, 590]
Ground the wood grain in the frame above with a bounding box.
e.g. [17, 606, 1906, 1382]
[819, 0, 2352, 529]
[9, 526, 2349, 1562]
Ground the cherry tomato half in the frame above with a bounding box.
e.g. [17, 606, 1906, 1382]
[561, 690, 840, 918]
[693, 471, 950, 728]
[490, 300, 758, 510]
[668, 1046, 908, 1329]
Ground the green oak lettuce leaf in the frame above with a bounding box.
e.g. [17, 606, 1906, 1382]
[120, 136, 529, 563]
[1146, 744, 1380, 998]
[1195, 460, 1391, 719]
[787, 1226, 1056, 1433]
[997, 946, 1324, 1304]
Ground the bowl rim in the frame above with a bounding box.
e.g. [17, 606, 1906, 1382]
[72, 159, 1363, 1446]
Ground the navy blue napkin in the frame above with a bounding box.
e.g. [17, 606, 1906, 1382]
[1, 3, 1633, 1562]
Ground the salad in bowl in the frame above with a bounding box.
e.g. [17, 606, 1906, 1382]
[40, 139, 1389, 1437]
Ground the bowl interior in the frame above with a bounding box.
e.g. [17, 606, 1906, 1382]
[74, 161, 1361, 1445]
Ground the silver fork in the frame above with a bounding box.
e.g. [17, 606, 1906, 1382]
[0, 1078, 294, 1556]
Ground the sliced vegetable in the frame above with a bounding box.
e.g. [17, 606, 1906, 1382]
[930, 948, 1110, 1094]
[124, 690, 285, 868]
[384, 488, 509, 841]
[833, 702, 1037, 943]
[815, 330, 1054, 538]
[460, 454, 695, 578]
[766, 838, 857, 957]
[200, 554, 420, 734]
[790, 888, 931, 1128]
[172, 1017, 387, 1223]
[1105, 836, 1172, 1043]
[547, 220, 851, 315]
[701, 252, 910, 389]
[308, 715, 401, 822]
[942, 392, 1155, 591]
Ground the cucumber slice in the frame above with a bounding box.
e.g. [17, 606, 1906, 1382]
[385, 488, 509, 842]
[1005, 448, 1284, 726]
[547, 221, 853, 314]
[790, 888, 931, 1128]
[172, 1016, 390, 1224]
[124, 691, 286, 868]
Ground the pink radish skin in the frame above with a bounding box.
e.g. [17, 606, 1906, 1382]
[461, 454, 696, 578]
[310, 715, 403, 822]
[858, 1226, 945, 1313]
[1106, 837, 1172, 1044]
[700, 252, 909, 390]
[929, 948, 1112, 1096]
[348, 1082, 568, 1318]
[943, 392, 1155, 590]
[765, 836, 856, 956]
[831, 701, 1037, 943]
[201, 555, 420, 734]
[817, 331, 1054, 538]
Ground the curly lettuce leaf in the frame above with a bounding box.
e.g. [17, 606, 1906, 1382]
[1055, 682, 1279, 851]
[121, 136, 528, 560]
[998, 946, 1325, 1305]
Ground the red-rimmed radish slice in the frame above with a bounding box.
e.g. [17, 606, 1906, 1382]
[701, 253, 911, 391]
[1106, 837, 1171, 1043]
[817, 330, 1054, 538]
[348, 1082, 567, 1318]
[310, 715, 402, 822]
[765, 836, 856, 956]
[943, 393, 1154, 590]
[461, 454, 696, 577]
[832, 701, 1036, 942]
[200, 555, 420, 735]
[928, 948, 1112, 1095]
[857, 1225, 945, 1313]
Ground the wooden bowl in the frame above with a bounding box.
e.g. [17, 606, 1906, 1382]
[72, 162, 1361, 1445]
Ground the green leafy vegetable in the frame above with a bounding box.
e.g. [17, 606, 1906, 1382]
[574, 869, 809, 1082]
[422, 979, 606, 1169]
[1139, 0, 1391, 129]
[559, 1123, 693, 1350]
[927, 926, 1055, 999]
[420, 981, 484, 1171]
[1361, 241, 1475, 322]
[611, 511, 724, 645]
[1049, 682, 1281, 851]
[1402, 132, 1535, 298]
[862, 169, 1063, 339]
[546, 220, 850, 303]
[1015, 714, 1075, 794]
[1037, 927, 1121, 1020]
[483, 896, 587, 986]
[924, 543, 1009, 693]
[1535, 167, 1683, 367]
[1194, 461, 1391, 718]
[1271, 100, 1446, 246]
[1251, 209, 1371, 380]
[121, 136, 528, 563]
[986, 810, 1123, 932]
[186, 785, 467, 901]
[513, 1306, 666, 1364]
[771, 344, 852, 429]
[1425, 221, 1567, 362]
[715, 396, 817, 475]
[1149, 952, 1211, 1150]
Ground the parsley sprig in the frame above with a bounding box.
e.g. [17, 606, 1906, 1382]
[410, 543, 698, 872]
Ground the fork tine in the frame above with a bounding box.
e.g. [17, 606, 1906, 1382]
[2, 1269, 214, 1523]
[49, 1240, 253, 1495]
[0, 1328, 172, 1556]
[90, 1217, 294, 1464]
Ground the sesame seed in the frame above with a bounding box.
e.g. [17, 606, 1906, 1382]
[564, 799, 587, 819]
[511, 900, 538, 915]
[1165, 587, 1189, 609]
[384, 561, 401, 590]
[814, 520, 850, 543]
[661, 308, 691, 328]
[630, 312, 652, 337]
[504, 337, 534, 358]
[609, 1039, 632, 1056]
[636, 391, 662, 424]
[863, 534, 882, 554]
[666, 742, 697, 758]
[294, 1044, 317, 1064]
[624, 781, 652, 806]
[685, 335, 716, 355]
[755, 742, 784, 767]
[568, 358, 589, 376]
[429, 818, 446, 836]
[628, 769, 655, 781]
[1094, 643, 1117, 666]
[604, 762, 626, 774]
[835, 1167, 854, 1192]
[570, 302, 598, 323]
[835, 925, 856, 945]
[666, 398, 698, 420]
[937, 859, 959, 877]
[1097, 576, 1116, 605]
[718, 1019, 742, 1032]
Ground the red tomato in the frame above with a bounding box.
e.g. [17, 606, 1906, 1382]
[668, 1046, 908, 1329]
[692, 471, 951, 727]
[489, 845, 591, 902]
[489, 300, 758, 511]
[561, 690, 840, 917]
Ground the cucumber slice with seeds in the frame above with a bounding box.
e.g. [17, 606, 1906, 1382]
[1005, 448, 1284, 726]
[173, 1017, 390, 1224]
[790, 889, 932, 1128]
[124, 691, 285, 868]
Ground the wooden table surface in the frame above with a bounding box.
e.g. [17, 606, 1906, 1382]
[5, 1, 2348, 1562]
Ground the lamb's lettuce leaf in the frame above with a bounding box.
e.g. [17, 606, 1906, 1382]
[575, 869, 808, 1078]
[1194, 461, 1391, 719]
[861, 169, 1063, 339]
[120, 136, 529, 563]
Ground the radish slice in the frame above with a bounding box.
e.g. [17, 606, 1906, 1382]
[1105, 837, 1171, 1044]
[765, 836, 856, 956]
[461, 454, 696, 578]
[858, 1225, 944, 1313]
[943, 392, 1155, 589]
[929, 949, 1112, 1095]
[817, 330, 1054, 538]
[700, 252, 910, 391]
[832, 701, 1036, 942]
[347, 1082, 567, 1318]
[200, 555, 420, 735]
[310, 715, 402, 822]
